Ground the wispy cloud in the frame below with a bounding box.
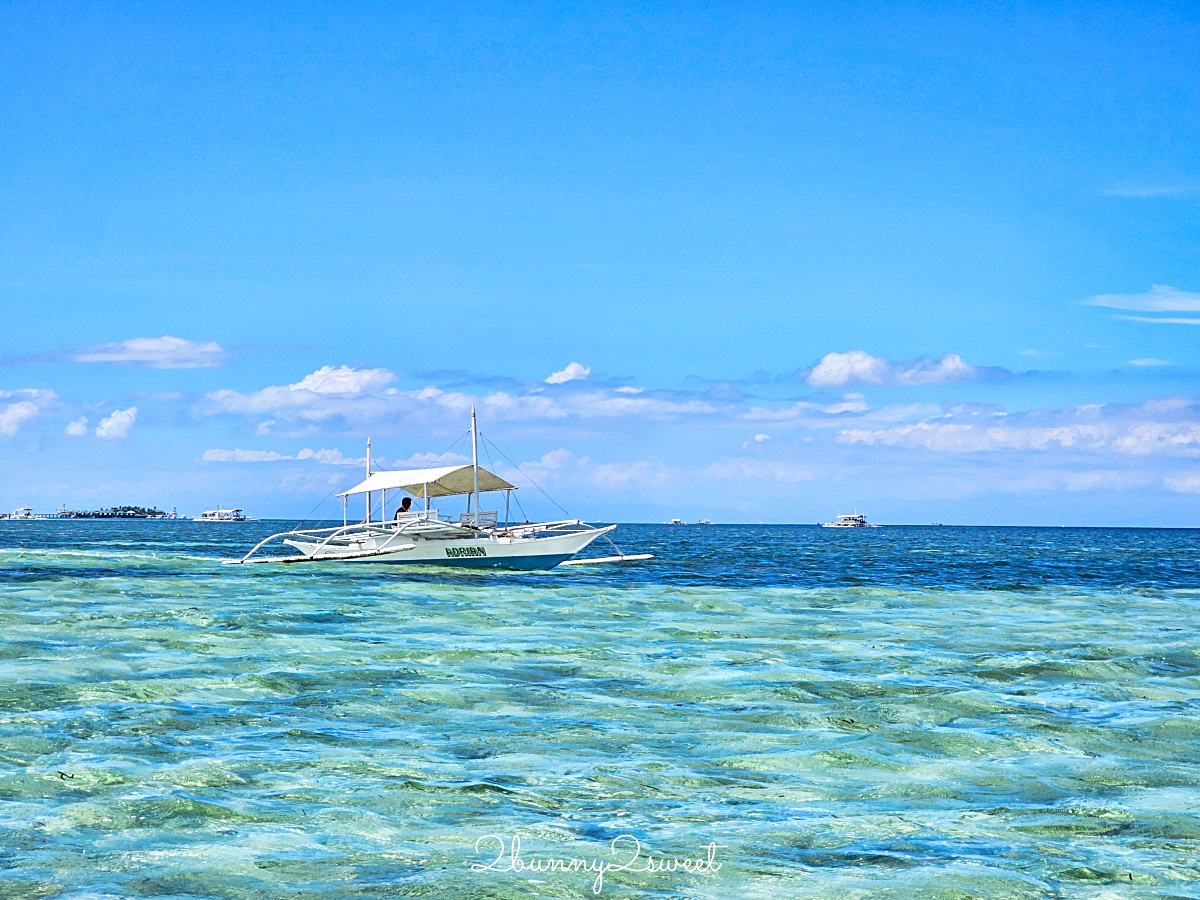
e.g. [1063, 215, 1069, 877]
[65, 416, 88, 436]
[0, 388, 57, 404]
[823, 393, 869, 414]
[1165, 472, 1200, 493]
[803, 351, 1001, 387]
[202, 448, 291, 463]
[703, 457, 815, 483]
[837, 398, 1200, 456]
[1084, 285, 1200, 313]
[497, 447, 677, 492]
[203, 365, 723, 425]
[202, 446, 365, 465]
[74, 336, 226, 369]
[1116, 316, 1200, 326]
[1128, 358, 1172, 367]
[1101, 185, 1197, 198]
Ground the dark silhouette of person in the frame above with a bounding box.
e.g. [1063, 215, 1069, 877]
[394, 497, 413, 519]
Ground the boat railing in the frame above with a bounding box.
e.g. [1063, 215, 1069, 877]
[232, 513, 479, 564]
[499, 518, 592, 537]
[458, 511, 498, 528]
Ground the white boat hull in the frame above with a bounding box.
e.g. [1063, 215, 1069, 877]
[281, 525, 613, 570]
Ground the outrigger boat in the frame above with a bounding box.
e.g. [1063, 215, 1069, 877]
[229, 410, 651, 571]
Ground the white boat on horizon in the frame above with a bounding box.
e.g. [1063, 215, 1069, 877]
[195, 508, 253, 522]
[230, 410, 650, 571]
[821, 513, 880, 528]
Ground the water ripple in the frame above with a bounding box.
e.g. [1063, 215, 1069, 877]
[1, 522, 1198, 897]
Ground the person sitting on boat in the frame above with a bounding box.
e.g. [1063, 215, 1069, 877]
[394, 497, 413, 519]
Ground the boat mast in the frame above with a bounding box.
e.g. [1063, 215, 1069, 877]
[365, 437, 372, 524]
[471, 407, 480, 525]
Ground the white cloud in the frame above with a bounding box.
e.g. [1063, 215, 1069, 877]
[1084, 285, 1200, 313]
[615, 386, 643, 394]
[895, 353, 978, 385]
[0, 388, 57, 435]
[203, 448, 290, 462]
[742, 433, 772, 448]
[0, 402, 39, 436]
[807, 350, 891, 386]
[290, 365, 395, 394]
[204, 365, 397, 421]
[546, 362, 591, 385]
[806, 351, 984, 387]
[1165, 472, 1200, 493]
[1112, 422, 1200, 455]
[532, 448, 576, 470]
[74, 336, 226, 369]
[1128, 358, 1172, 366]
[296, 447, 364, 466]
[95, 407, 137, 439]
[66, 416, 89, 436]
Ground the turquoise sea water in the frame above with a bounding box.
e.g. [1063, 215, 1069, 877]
[1, 522, 1198, 898]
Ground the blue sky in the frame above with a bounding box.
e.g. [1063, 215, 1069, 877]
[2, 2, 1199, 524]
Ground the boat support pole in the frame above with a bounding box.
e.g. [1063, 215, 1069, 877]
[365, 437, 372, 525]
[471, 406, 480, 527]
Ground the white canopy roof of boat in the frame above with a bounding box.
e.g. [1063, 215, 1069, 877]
[340, 464, 516, 498]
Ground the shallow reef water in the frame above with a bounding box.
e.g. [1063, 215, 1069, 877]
[1, 521, 1198, 898]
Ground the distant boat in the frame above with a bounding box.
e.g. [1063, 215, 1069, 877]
[195, 507, 253, 522]
[669, 518, 684, 525]
[1, 507, 66, 520]
[697, 519, 713, 525]
[821, 513, 879, 529]
[59, 505, 168, 519]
